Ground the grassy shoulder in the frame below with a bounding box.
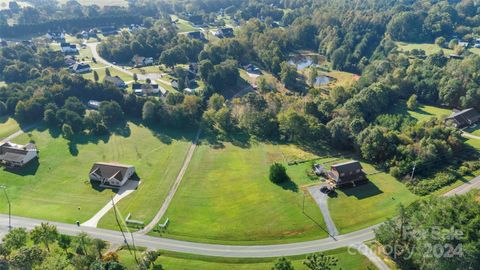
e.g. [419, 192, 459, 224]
[118, 247, 376, 270]
[0, 117, 20, 139]
[0, 122, 192, 225]
[151, 141, 329, 244]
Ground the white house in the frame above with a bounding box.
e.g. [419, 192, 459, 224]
[46, 32, 65, 42]
[71, 62, 91, 73]
[60, 42, 78, 54]
[87, 100, 101, 110]
[89, 162, 136, 187]
[0, 142, 38, 167]
[131, 55, 154, 67]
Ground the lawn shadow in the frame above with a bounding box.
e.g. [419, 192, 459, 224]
[340, 180, 383, 200]
[277, 178, 298, 192]
[3, 158, 40, 176]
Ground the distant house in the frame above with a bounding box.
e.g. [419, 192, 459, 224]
[99, 26, 118, 36]
[171, 80, 179, 89]
[0, 142, 38, 167]
[187, 31, 205, 40]
[214, 27, 234, 38]
[327, 160, 366, 187]
[458, 41, 469, 48]
[70, 62, 91, 73]
[448, 54, 463, 60]
[104, 75, 126, 88]
[244, 64, 260, 73]
[87, 100, 101, 110]
[60, 42, 77, 54]
[184, 87, 194, 94]
[131, 55, 154, 67]
[445, 108, 480, 128]
[64, 55, 76, 67]
[46, 32, 65, 42]
[89, 162, 135, 187]
[132, 83, 163, 95]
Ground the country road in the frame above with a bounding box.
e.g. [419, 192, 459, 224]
[0, 175, 476, 258]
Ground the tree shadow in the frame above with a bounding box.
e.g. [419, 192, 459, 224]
[3, 158, 40, 176]
[276, 178, 298, 192]
[340, 180, 383, 200]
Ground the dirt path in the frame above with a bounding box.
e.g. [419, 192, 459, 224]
[136, 128, 201, 235]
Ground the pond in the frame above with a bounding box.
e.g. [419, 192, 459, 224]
[288, 55, 318, 70]
[314, 75, 333, 87]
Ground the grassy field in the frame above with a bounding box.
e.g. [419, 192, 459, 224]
[0, 117, 20, 140]
[391, 102, 451, 121]
[83, 67, 133, 83]
[396, 42, 454, 55]
[0, 122, 193, 225]
[118, 247, 376, 270]
[171, 15, 199, 33]
[154, 141, 330, 244]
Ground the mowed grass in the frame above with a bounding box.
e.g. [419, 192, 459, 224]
[155, 142, 329, 244]
[391, 102, 451, 122]
[0, 122, 192, 224]
[327, 162, 418, 234]
[0, 117, 20, 139]
[58, 0, 127, 7]
[171, 15, 199, 33]
[83, 67, 133, 83]
[395, 42, 454, 55]
[118, 247, 375, 270]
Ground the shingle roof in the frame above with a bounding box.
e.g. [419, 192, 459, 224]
[446, 108, 480, 127]
[0, 142, 36, 163]
[89, 162, 133, 181]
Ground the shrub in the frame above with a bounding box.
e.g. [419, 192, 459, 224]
[269, 163, 289, 184]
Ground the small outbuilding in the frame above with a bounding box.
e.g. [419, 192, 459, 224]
[89, 162, 135, 187]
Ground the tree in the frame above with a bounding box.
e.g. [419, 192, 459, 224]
[92, 239, 107, 259]
[142, 101, 156, 123]
[269, 163, 289, 184]
[30, 222, 58, 251]
[435, 37, 446, 48]
[93, 70, 99, 82]
[9, 246, 44, 269]
[406, 94, 418, 110]
[133, 73, 138, 82]
[105, 68, 111, 77]
[2, 227, 27, 251]
[280, 61, 297, 89]
[207, 93, 225, 111]
[0, 101, 6, 116]
[272, 257, 295, 270]
[303, 253, 338, 270]
[99, 101, 124, 126]
[58, 234, 72, 252]
[62, 123, 74, 139]
[142, 250, 160, 269]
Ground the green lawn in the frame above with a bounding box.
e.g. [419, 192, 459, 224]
[83, 67, 133, 83]
[154, 142, 329, 244]
[171, 15, 199, 33]
[392, 102, 451, 122]
[118, 247, 376, 270]
[0, 122, 193, 225]
[0, 117, 20, 139]
[396, 42, 454, 55]
[58, 0, 127, 7]
[288, 158, 418, 234]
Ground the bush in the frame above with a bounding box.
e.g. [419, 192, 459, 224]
[269, 163, 289, 184]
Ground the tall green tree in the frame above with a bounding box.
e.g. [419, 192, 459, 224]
[30, 222, 58, 251]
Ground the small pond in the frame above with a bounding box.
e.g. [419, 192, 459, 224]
[288, 55, 318, 70]
[314, 75, 332, 86]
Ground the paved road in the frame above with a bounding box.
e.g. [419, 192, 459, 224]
[443, 175, 480, 196]
[87, 43, 172, 92]
[307, 184, 339, 237]
[137, 129, 201, 234]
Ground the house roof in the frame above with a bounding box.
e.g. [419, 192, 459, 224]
[446, 108, 480, 126]
[89, 162, 134, 182]
[104, 75, 125, 86]
[0, 142, 36, 162]
[72, 63, 90, 70]
[331, 160, 364, 175]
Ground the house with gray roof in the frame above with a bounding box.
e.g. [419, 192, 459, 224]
[89, 162, 135, 187]
[0, 142, 38, 167]
[445, 108, 480, 128]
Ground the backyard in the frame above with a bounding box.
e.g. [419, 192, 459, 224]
[154, 141, 330, 244]
[0, 122, 193, 225]
[391, 102, 451, 122]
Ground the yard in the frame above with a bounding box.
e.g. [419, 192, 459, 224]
[0, 122, 193, 225]
[83, 67, 133, 83]
[153, 141, 330, 244]
[118, 247, 375, 270]
[396, 41, 480, 56]
[171, 15, 199, 33]
[391, 102, 451, 122]
[288, 159, 418, 234]
[0, 117, 20, 139]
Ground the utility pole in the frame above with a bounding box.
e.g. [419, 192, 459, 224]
[410, 161, 416, 181]
[0, 185, 11, 231]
